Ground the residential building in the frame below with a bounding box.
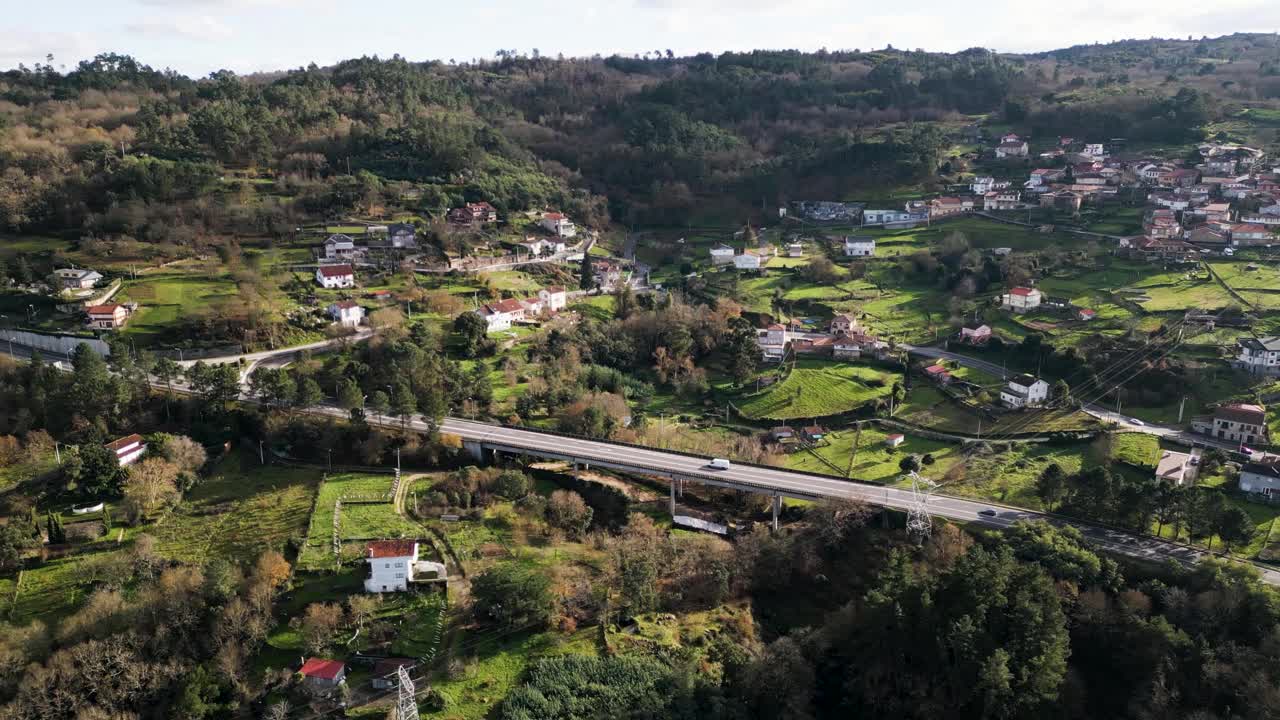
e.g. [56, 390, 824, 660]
[843, 236, 876, 257]
[832, 331, 884, 360]
[327, 300, 364, 328]
[1083, 143, 1105, 158]
[770, 426, 796, 443]
[801, 425, 826, 442]
[538, 286, 567, 312]
[830, 314, 858, 335]
[323, 234, 357, 260]
[1187, 225, 1230, 248]
[1240, 213, 1280, 227]
[539, 212, 577, 238]
[862, 209, 927, 227]
[1144, 208, 1182, 239]
[86, 303, 128, 330]
[996, 139, 1029, 158]
[55, 268, 103, 290]
[733, 251, 763, 271]
[1230, 223, 1273, 245]
[1025, 168, 1064, 190]
[1001, 374, 1050, 408]
[959, 322, 992, 344]
[476, 298, 526, 332]
[1232, 336, 1280, 375]
[1239, 462, 1280, 498]
[928, 196, 972, 218]
[1001, 286, 1042, 313]
[449, 201, 498, 224]
[1040, 191, 1082, 213]
[970, 176, 999, 194]
[787, 242, 804, 258]
[983, 190, 1020, 210]
[1078, 308, 1096, 321]
[518, 238, 565, 257]
[1132, 236, 1199, 263]
[386, 223, 417, 248]
[1155, 450, 1192, 485]
[885, 433, 906, 448]
[1191, 403, 1268, 445]
[709, 244, 736, 265]
[105, 434, 146, 467]
[315, 264, 355, 288]
[1195, 202, 1233, 224]
[364, 540, 419, 593]
[924, 364, 953, 385]
[300, 659, 346, 690]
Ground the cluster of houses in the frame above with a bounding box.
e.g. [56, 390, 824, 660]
[768, 424, 827, 446]
[321, 223, 418, 263]
[474, 286, 568, 332]
[757, 314, 888, 362]
[921, 361, 1051, 410]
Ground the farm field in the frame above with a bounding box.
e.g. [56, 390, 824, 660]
[735, 360, 897, 421]
[298, 471, 424, 570]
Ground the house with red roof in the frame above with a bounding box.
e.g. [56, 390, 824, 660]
[1000, 286, 1042, 313]
[86, 303, 129, 330]
[365, 540, 419, 593]
[476, 297, 527, 332]
[924, 364, 953, 385]
[1230, 223, 1273, 246]
[105, 434, 146, 467]
[300, 658, 346, 689]
[315, 264, 355, 289]
[539, 211, 577, 238]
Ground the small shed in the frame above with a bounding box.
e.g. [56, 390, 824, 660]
[300, 658, 346, 689]
[885, 434, 906, 448]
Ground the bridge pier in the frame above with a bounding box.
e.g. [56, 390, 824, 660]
[771, 494, 781, 532]
[669, 478, 677, 516]
[462, 440, 485, 463]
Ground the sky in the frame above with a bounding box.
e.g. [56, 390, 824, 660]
[2, 0, 1279, 77]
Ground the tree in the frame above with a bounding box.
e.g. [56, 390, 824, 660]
[153, 357, 182, 420]
[337, 378, 365, 420]
[898, 454, 921, 474]
[248, 367, 295, 409]
[392, 381, 416, 429]
[157, 434, 207, 475]
[453, 311, 491, 359]
[547, 490, 593, 538]
[471, 562, 554, 629]
[301, 602, 345, 654]
[579, 252, 595, 291]
[187, 361, 240, 416]
[123, 457, 181, 521]
[726, 317, 759, 385]
[0, 522, 36, 571]
[370, 390, 391, 419]
[294, 377, 323, 409]
[1216, 506, 1254, 553]
[172, 664, 238, 720]
[1052, 379, 1070, 402]
[494, 470, 531, 500]
[69, 443, 127, 498]
[1035, 463, 1067, 511]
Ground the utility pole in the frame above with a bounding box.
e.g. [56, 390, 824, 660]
[327, 448, 333, 472]
[1178, 395, 1187, 423]
[259, 440, 264, 465]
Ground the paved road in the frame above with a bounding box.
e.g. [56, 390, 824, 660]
[425, 416, 1279, 584]
[3, 340, 1272, 583]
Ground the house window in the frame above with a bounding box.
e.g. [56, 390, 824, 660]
[395, 573, 404, 579]
[384, 563, 390, 568]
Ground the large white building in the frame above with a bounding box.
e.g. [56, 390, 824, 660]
[539, 212, 577, 239]
[55, 268, 103, 290]
[105, 434, 147, 467]
[315, 264, 355, 288]
[1000, 287, 1042, 313]
[1240, 462, 1280, 498]
[476, 298, 526, 332]
[843, 236, 876, 257]
[733, 251, 763, 270]
[323, 234, 357, 260]
[709, 244, 736, 265]
[364, 540, 446, 593]
[538, 286, 567, 312]
[327, 300, 365, 328]
[1000, 374, 1050, 409]
[1235, 336, 1280, 375]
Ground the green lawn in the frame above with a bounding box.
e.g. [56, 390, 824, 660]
[298, 472, 422, 571]
[786, 426, 964, 483]
[736, 360, 897, 421]
[116, 271, 240, 340]
[1111, 432, 1160, 468]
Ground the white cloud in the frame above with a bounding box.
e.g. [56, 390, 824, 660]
[0, 30, 103, 69]
[125, 15, 232, 41]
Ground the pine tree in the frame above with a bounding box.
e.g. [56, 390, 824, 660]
[101, 505, 112, 533]
[579, 253, 595, 291]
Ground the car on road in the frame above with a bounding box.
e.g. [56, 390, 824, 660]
[708, 458, 732, 470]
[1127, 418, 1144, 426]
[978, 509, 997, 517]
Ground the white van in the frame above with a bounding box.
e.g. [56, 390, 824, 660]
[708, 458, 731, 470]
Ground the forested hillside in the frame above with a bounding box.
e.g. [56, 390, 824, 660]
[2, 33, 1277, 241]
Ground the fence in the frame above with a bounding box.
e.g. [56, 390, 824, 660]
[1, 329, 110, 358]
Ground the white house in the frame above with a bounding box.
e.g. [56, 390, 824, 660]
[1000, 374, 1050, 408]
[315, 264, 355, 289]
[709, 244, 735, 265]
[1235, 336, 1280, 375]
[970, 176, 1000, 194]
[843, 236, 876, 257]
[364, 540, 419, 593]
[538, 286, 567, 312]
[386, 223, 417, 248]
[1001, 286, 1042, 313]
[862, 209, 926, 226]
[1191, 403, 1268, 445]
[55, 268, 103, 290]
[1239, 462, 1280, 498]
[1155, 450, 1192, 485]
[327, 300, 364, 328]
[1083, 143, 1106, 158]
[323, 234, 357, 260]
[996, 140, 1029, 159]
[539, 212, 577, 239]
[787, 242, 804, 258]
[86, 303, 129, 330]
[105, 434, 147, 467]
[476, 298, 526, 332]
[733, 251, 763, 270]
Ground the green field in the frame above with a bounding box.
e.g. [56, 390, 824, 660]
[116, 271, 240, 339]
[298, 472, 422, 570]
[736, 360, 896, 420]
[1111, 432, 1160, 468]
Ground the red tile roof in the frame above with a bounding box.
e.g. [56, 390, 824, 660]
[86, 304, 122, 315]
[925, 364, 950, 375]
[491, 298, 525, 314]
[367, 540, 417, 559]
[1232, 224, 1269, 234]
[543, 212, 565, 220]
[333, 300, 360, 309]
[1009, 287, 1036, 296]
[104, 434, 144, 452]
[300, 658, 345, 680]
[1216, 403, 1266, 426]
[317, 264, 354, 278]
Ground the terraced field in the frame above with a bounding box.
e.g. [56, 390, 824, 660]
[736, 360, 897, 420]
